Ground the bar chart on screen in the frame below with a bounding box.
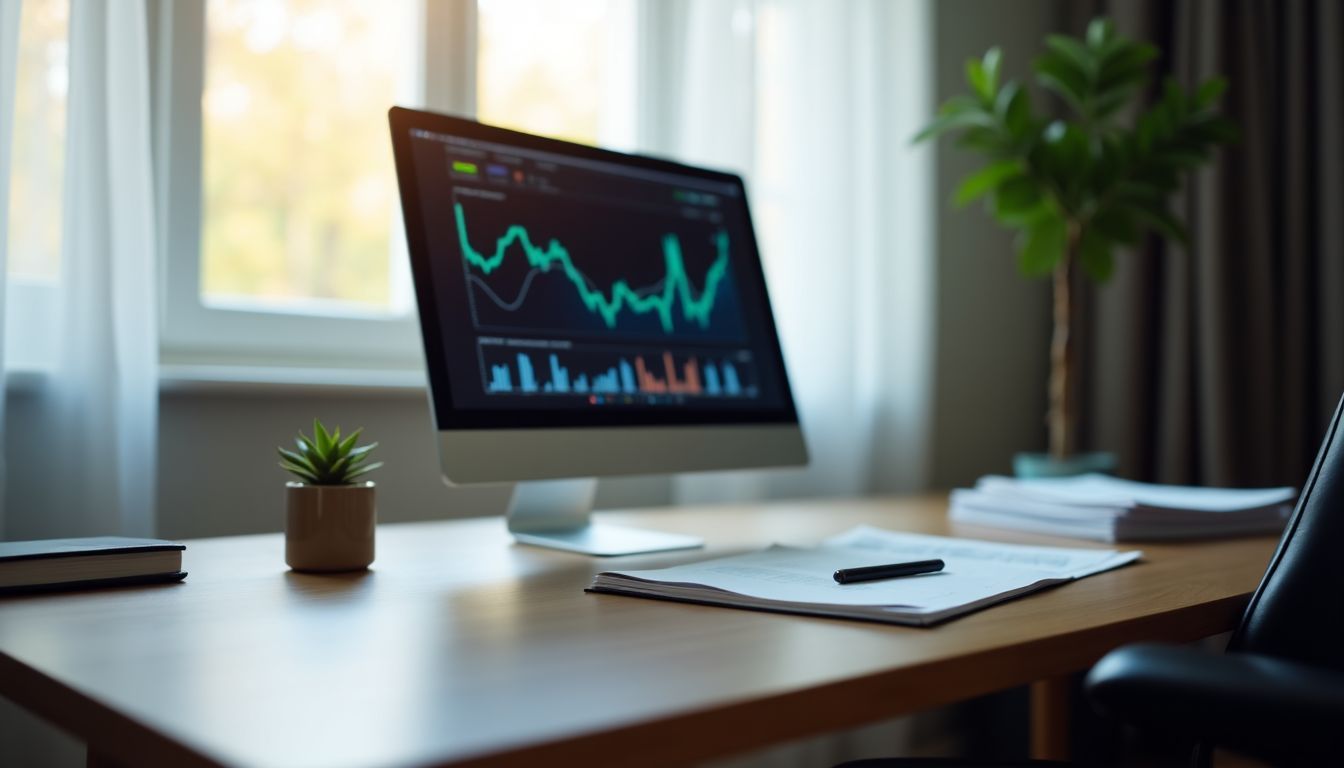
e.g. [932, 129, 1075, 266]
[479, 344, 758, 400]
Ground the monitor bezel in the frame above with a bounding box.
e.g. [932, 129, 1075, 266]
[388, 106, 801, 432]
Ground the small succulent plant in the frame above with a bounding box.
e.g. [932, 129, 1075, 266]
[278, 419, 382, 485]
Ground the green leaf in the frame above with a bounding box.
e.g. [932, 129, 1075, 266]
[1086, 18, 1115, 49]
[1077, 227, 1114, 281]
[1185, 114, 1238, 144]
[954, 161, 1022, 206]
[1090, 88, 1137, 121]
[1161, 78, 1189, 125]
[1045, 35, 1095, 80]
[278, 461, 320, 484]
[994, 82, 1033, 142]
[966, 58, 991, 103]
[346, 442, 379, 461]
[910, 107, 996, 144]
[938, 94, 980, 115]
[966, 48, 1003, 105]
[1039, 121, 1089, 207]
[283, 420, 380, 484]
[336, 428, 362, 458]
[909, 15, 1234, 269]
[1160, 149, 1210, 169]
[1034, 53, 1089, 114]
[345, 462, 385, 482]
[993, 176, 1044, 220]
[954, 126, 1006, 153]
[277, 447, 317, 473]
[1090, 206, 1139, 246]
[280, 458, 315, 475]
[1131, 204, 1190, 246]
[1098, 42, 1157, 87]
[1043, 120, 1087, 165]
[1195, 77, 1227, 108]
[307, 449, 334, 479]
[1113, 180, 1166, 206]
[982, 47, 1002, 96]
[313, 419, 333, 455]
[327, 454, 355, 481]
[1017, 213, 1067, 277]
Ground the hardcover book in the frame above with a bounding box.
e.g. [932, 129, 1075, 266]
[0, 537, 186, 595]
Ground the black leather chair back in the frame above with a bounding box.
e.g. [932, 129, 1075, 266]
[1227, 393, 1344, 670]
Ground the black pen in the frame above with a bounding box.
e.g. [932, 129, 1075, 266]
[833, 558, 945, 584]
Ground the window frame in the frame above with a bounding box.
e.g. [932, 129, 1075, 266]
[149, 0, 478, 370]
[3, 277, 57, 371]
[6, 0, 653, 379]
[3, 0, 63, 374]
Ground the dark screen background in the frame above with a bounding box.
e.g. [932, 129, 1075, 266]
[394, 113, 798, 429]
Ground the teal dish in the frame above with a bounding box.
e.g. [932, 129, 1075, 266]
[1013, 451, 1118, 478]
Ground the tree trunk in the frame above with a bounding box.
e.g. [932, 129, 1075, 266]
[1048, 247, 1076, 461]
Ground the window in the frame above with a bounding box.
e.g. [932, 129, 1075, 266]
[6, 0, 65, 282]
[201, 0, 416, 316]
[158, 0, 639, 372]
[476, 0, 636, 150]
[4, 0, 67, 370]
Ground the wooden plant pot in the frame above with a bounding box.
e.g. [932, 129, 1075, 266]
[285, 482, 376, 572]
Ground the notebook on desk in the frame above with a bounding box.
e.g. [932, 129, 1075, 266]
[0, 537, 186, 595]
[588, 526, 1140, 626]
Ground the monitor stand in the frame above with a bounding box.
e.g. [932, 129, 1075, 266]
[506, 478, 704, 556]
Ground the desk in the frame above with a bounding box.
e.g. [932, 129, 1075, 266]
[0, 496, 1275, 767]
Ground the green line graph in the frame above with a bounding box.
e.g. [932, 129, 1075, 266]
[454, 202, 730, 333]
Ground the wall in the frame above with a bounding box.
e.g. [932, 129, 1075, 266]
[928, 0, 1056, 488]
[2, 383, 674, 541]
[152, 386, 676, 538]
[155, 386, 508, 537]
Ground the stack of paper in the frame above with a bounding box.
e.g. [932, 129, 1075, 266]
[950, 473, 1295, 542]
[588, 526, 1140, 626]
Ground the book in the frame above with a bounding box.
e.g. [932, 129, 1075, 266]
[0, 537, 187, 595]
[588, 526, 1140, 626]
[949, 474, 1294, 542]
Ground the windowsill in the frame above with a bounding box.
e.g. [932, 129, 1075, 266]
[5, 365, 428, 396]
[159, 364, 427, 395]
[4, 369, 48, 394]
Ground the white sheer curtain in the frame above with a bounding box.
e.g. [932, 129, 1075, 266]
[0, 0, 21, 536]
[650, 0, 936, 505]
[5, 0, 159, 539]
[650, 2, 943, 764]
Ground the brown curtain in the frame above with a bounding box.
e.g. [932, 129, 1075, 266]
[1072, 0, 1344, 487]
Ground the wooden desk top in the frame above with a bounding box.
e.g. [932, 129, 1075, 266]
[0, 496, 1276, 768]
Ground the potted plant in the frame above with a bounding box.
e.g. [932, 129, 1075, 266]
[278, 420, 383, 572]
[913, 18, 1235, 477]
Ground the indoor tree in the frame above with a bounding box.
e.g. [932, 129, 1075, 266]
[913, 18, 1236, 464]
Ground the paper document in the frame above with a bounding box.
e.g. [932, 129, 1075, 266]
[588, 526, 1140, 626]
[950, 474, 1293, 542]
[974, 474, 1295, 512]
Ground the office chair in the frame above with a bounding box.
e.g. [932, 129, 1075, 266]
[840, 392, 1344, 768]
[1086, 390, 1344, 765]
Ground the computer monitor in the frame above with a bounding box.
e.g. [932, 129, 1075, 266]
[389, 107, 807, 555]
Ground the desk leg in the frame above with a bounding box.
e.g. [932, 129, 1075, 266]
[87, 749, 130, 768]
[1030, 675, 1070, 761]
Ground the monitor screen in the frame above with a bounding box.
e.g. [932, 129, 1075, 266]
[390, 108, 799, 431]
